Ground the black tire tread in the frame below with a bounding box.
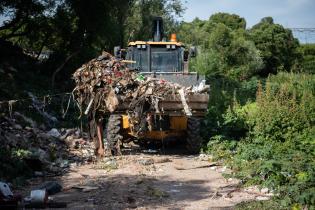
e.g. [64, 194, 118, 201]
[106, 115, 123, 155]
[186, 117, 203, 154]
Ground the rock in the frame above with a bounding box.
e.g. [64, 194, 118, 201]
[48, 165, 61, 173]
[73, 185, 99, 192]
[74, 129, 81, 137]
[69, 162, 78, 169]
[55, 158, 69, 168]
[138, 158, 154, 166]
[217, 166, 227, 172]
[13, 124, 22, 130]
[102, 157, 111, 163]
[39, 124, 46, 130]
[86, 198, 95, 203]
[154, 157, 172, 163]
[38, 181, 62, 195]
[37, 132, 52, 140]
[198, 153, 213, 161]
[244, 185, 260, 193]
[60, 129, 76, 140]
[142, 149, 158, 153]
[260, 187, 269, 194]
[32, 148, 50, 163]
[256, 196, 270, 201]
[47, 128, 61, 138]
[34, 171, 45, 177]
[210, 166, 217, 170]
[105, 160, 118, 169]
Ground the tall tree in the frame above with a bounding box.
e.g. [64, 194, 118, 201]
[177, 18, 208, 47]
[125, 0, 184, 42]
[249, 17, 301, 76]
[193, 23, 263, 80]
[205, 12, 246, 31]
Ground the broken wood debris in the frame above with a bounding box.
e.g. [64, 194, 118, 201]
[72, 51, 209, 136]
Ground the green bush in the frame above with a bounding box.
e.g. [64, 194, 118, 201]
[300, 44, 315, 74]
[205, 72, 315, 208]
[0, 148, 32, 182]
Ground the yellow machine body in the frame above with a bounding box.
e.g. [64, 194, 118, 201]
[122, 115, 187, 140]
[128, 41, 183, 47]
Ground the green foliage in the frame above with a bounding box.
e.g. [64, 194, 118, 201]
[249, 17, 302, 76]
[200, 75, 259, 140]
[177, 18, 209, 47]
[206, 12, 246, 31]
[179, 14, 305, 81]
[0, 148, 32, 182]
[299, 44, 315, 74]
[181, 13, 263, 81]
[125, 0, 184, 42]
[204, 24, 263, 81]
[236, 199, 287, 210]
[205, 73, 315, 208]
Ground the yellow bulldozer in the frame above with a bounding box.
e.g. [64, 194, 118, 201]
[96, 17, 209, 155]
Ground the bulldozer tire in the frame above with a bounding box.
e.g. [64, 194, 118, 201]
[186, 117, 203, 154]
[106, 115, 123, 155]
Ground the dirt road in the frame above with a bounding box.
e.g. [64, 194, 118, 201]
[21, 146, 267, 210]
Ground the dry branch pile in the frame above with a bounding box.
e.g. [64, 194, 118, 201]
[72, 51, 208, 136]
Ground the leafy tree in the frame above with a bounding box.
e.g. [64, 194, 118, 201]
[193, 23, 263, 81]
[249, 17, 301, 76]
[299, 44, 315, 74]
[205, 12, 246, 31]
[0, 0, 136, 87]
[125, 0, 184, 42]
[177, 18, 209, 47]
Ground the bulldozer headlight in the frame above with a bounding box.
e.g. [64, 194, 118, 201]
[137, 44, 141, 49]
[142, 45, 146, 49]
[171, 45, 176, 49]
[166, 44, 170, 49]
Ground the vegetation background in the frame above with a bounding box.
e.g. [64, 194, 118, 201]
[0, 1, 314, 209]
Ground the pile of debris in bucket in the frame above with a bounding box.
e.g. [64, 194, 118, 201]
[0, 112, 95, 177]
[72, 51, 209, 133]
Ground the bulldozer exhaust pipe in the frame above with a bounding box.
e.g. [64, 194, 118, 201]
[152, 17, 164, 42]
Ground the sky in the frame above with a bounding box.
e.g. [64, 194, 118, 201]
[1, 0, 315, 42]
[182, 0, 315, 43]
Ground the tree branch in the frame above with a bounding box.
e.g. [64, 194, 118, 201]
[51, 50, 80, 89]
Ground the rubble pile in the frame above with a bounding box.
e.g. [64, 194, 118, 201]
[72, 51, 209, 135]
[0, 113, 95, 177]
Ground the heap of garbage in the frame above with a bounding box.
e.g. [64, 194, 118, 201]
[0, 113, 95, 177]
[72, 51, 209, 134]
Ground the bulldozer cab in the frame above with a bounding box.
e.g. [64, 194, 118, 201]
[126, 41, 185, 73]
[96, 17, 209, 156]
[115, 17, 203, 86]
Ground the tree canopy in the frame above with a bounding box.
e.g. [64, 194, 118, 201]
[178, 13, 302, 80]
[0, 0, 184, 85]
[249, 17, 301, 76]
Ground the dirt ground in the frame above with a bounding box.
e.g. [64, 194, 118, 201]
[20, 145, 268, 210]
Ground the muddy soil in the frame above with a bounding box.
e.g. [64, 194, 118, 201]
[19, 145, 266, 210]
